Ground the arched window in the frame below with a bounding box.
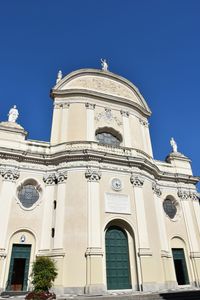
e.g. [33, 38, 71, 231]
[95, 127, 122, 146]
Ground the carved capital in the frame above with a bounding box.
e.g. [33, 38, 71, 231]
[120, 110, 129, 117]
[177, 189, 189, 200]
[152, 182, 162, 197]
[54, 103, 62, 109]
[0, 168, 20, 182]
[139, 118, 149, 127]
[85, 168, 101, 182]
[57, 171, 68, 183]
[43, 173, 57, 185]
[130, 175, 144, 187]
[63, 103, 70, 109]
[85, 103, 96, 110]
[189, 192, 198, 201]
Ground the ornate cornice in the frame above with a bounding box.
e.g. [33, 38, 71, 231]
[0, 142, 198, 186]
[130, 174, 144, 187]
[0, 168, 20, 182]
[85, 168, 101, 182]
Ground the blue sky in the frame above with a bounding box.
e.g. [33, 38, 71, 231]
[0, 0, 200, 179]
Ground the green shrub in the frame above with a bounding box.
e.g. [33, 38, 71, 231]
[31, 256, 58, 292]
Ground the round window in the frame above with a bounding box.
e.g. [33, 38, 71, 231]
[163, 198, 177, 219]
[18, 184, 40, 208]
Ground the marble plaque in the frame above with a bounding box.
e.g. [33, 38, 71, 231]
[105, 193, 130, 214]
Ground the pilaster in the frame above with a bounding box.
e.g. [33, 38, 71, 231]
[54, 171, 68, 250]
[85, 103, 95, 141]
[84, 168, 105, 294]
[120, 110, 131, 147]
[50, 103, 62, 144]
[60, 103, 70, 143]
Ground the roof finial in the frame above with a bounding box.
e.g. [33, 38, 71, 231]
[56, 70, 62, 84]
[101, 58, 108, 71]
[8, 105, 19, 123]
[170, 137, 178, 152]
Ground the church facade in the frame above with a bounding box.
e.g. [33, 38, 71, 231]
[0, 67, 199, 295]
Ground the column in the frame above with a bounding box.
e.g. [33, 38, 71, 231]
[60, 103, 70, 143]
[50, 103, 62, 144]
[121, 110, 131, 147]
[40, 173, 57, 250]
[85, 103, 95, 141]
[53, 171, 68, 250]
[85, 168, 104, 294]
[0, 168, 19, 289]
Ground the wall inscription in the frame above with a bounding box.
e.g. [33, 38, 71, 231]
[105, 193, 130, 214]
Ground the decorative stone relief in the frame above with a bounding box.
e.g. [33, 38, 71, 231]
[57, 171, 68, 183]
[152, 182, 162, 197]
[85, 103, 96, 110]
[85, 168, 101, 182]
[177, 189, 189, 200]
[43, 173, 57, 185]
[120, 110, 129, 117]
[62, 103, 70, 109]
[0, 168, 20, 182]
[130, 174, 144, 187]
[95, 108, 122, 126]
[189, 192, 198, 201]
[139, 118, 149, 127]
[54, 103, 62, 109]
[43, 171, 68, 184]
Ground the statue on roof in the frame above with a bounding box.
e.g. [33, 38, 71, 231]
[101, 58, 108, 71]
[170, 137, 178, 152]
[56, 70, 62, 84]
[8, 105, 19, 123]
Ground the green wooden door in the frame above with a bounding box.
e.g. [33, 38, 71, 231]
[172, 248, 189, 285]
[106, 226, 132, 290]
[7, 244, 31, 291]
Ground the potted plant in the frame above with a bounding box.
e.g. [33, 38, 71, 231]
[26, 256, 58, 300]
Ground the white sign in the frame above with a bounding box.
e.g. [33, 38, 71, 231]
[105, 193, 130, 214]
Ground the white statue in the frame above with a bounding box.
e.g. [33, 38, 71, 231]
[101, 59, 108, 71]
[170, 137, 178, 152]
[8, 105, 19, 123]
[56, 70, 62, 84]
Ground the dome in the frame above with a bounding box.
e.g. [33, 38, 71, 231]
[51, 69, 151, 117]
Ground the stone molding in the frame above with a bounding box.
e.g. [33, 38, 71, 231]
[0, 168, 20, 182]
[138, 248, 152, 257]
[85, 168, 101, 182]
[85, 247, 103, 257]
[120, 110, 129, 117]
[130, 174, 144, 187]
[85, 103, 96, 110]
[152, 182, 162, 197]
[161, 250, 171, 258]
[190, 252, 200, 258]
[43, 171, 68, 185]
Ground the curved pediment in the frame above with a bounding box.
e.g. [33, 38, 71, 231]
[52, 69, 151, 115]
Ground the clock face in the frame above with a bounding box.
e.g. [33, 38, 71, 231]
[111, 178, 122, 191]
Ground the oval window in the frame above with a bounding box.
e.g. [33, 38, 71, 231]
[163, 198, 177, 219]
[18, 184, 40, 208]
